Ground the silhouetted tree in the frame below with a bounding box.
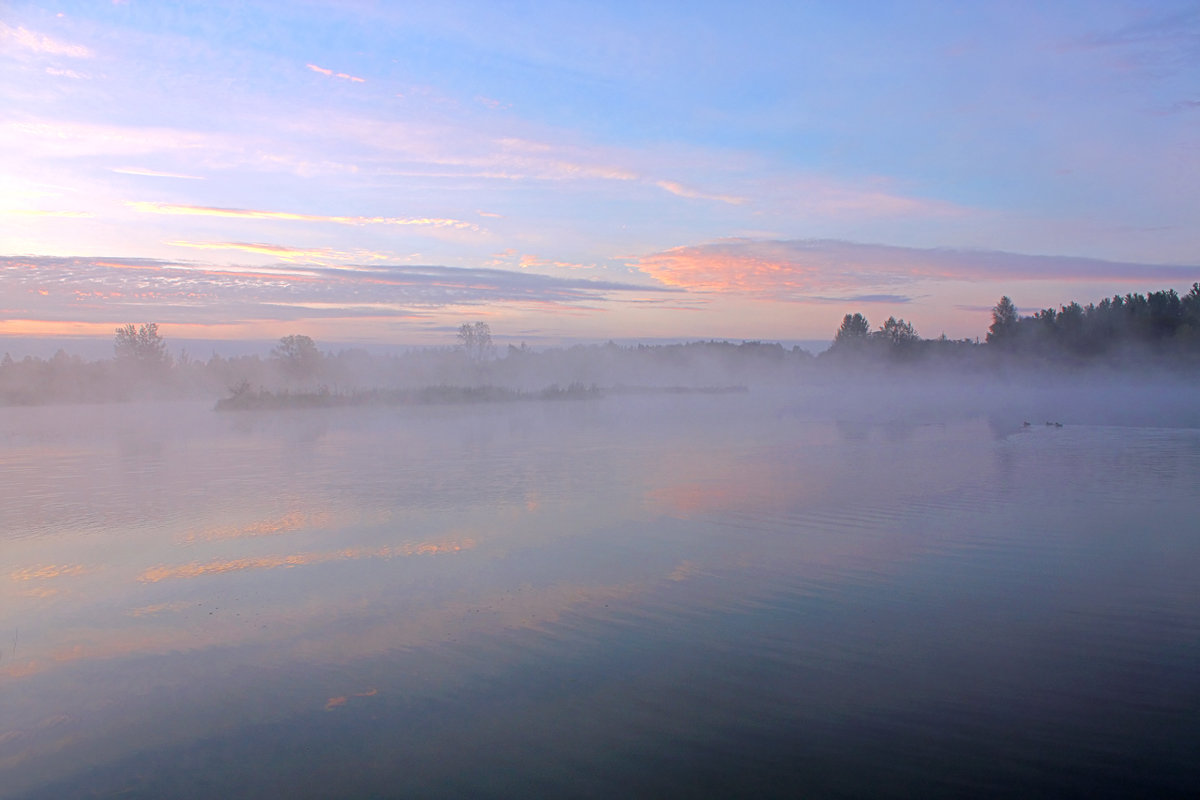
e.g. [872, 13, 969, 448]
[987, 296, 1019, 344]
[834, 313, 871, 346]
[457, 322, 494, 362]
[114, 323, 171, 370]
[272, 334, 322, 383]
[875, 316, 918, 345]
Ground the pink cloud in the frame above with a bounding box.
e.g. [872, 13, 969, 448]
[654, 180, 745, 206]
[637, 239, 1200, 299]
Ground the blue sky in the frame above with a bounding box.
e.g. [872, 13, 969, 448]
[2, 0, 1197, 348]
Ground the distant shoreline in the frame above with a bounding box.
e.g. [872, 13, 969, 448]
[214, 383, 749, 411]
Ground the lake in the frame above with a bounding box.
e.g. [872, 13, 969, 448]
[2, 388, 1199, 798]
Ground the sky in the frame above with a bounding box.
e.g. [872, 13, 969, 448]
[2, 0, 1198, 352]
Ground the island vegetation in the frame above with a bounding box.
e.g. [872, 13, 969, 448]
[1, 284, 1197, 407]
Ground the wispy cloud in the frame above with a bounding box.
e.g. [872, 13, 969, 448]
[1, 209, 90, 217]
[44, 66, 89, 79]
[170, 240, 342, 260]
[637, 239, 1200, 299]
[1064, 6, 1199, 80]
[112, 167, 204, 180]
[306, 62, 366, 82]
[10, 563, 94, 581]
[130, 202, 480, 231]
[0, 255, 670, 325]
[654, 180, 745, 206]
[0, 22, 92, 58]
[1076, 6, 1199, 51]
[810, 293, 916, 305]
[291, 116, 743, 205]
[5, 118, 353, 184]
[762, 177, 968, 220]
[168, 240, 400, 265]
[486, 249, 599, 271]
[1, 120, 223, 159]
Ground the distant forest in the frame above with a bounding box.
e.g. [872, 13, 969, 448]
[827, 285, 1200, 362]
[2, 285, 1198, 406]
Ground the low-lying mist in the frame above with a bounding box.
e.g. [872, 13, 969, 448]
[2, 335, 1198, 434]
[5, 282, 1200, 430]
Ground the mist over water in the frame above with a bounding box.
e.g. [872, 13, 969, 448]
[2, 375, 1199, 798]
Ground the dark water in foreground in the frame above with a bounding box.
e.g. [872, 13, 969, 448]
[2, 393, 1198, 798]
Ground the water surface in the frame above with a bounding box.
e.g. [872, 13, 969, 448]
[2, 394, 1198, 797]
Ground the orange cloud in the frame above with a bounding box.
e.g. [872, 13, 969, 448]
[130, 202, 479, 231]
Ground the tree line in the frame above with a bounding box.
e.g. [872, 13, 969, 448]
[3, 284, 1199, 405]
[823, 284, 1200, 365]
[984, 287, 1200, 357]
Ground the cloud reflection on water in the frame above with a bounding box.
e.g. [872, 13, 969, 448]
[0, 400, 1046, 793]
[139, 538, 477, 583]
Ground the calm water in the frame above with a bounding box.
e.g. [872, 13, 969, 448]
[2, 392, 1199, 798]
